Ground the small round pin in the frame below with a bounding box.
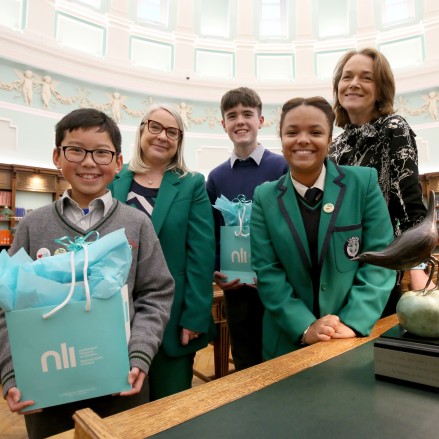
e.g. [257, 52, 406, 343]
[323, 203, 334, 213]
[36, 247, 51, 259]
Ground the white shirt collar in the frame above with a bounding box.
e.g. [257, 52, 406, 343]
[60, 189, 113, 216]
[230, 143, 264, 168]
[290, 164, 326, 198]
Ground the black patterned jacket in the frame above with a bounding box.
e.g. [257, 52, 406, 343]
[329, 114, 426, 236]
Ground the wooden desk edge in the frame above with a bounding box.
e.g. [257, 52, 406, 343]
[51, 315, 398, 439]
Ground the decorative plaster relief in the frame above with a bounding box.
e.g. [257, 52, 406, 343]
[1, 64, 439, 134]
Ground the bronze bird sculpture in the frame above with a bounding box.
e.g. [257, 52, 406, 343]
[353, 191, 438, 288]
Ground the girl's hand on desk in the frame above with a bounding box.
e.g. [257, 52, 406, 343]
[332, 322, 356, 339]
[304, 315, 340, 344]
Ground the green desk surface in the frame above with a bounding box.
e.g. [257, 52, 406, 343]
[150, 342, 438, 439]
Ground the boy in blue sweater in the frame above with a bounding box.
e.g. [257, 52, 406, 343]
[206, 87, 288, 370]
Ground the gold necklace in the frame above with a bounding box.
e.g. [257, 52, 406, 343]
[142, 173, 162, 186]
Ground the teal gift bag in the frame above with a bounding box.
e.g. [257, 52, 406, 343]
[6, 285, 131, 411]
[220, 226, 256, 284]
[2, 230, 133, 412]
[215, 195, 256, 284]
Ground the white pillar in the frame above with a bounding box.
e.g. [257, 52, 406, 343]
[174, 0, 197, 79]
[355, 0, 378, 48]
[25, 0, 56, 39]
[422, 0, 439, 64]
[106, 0, 131, 62]
[294, 0, 315, 81]
[235, 0, 256, 82]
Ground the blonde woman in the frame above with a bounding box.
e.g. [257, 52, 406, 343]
[109, 104, 215, 400]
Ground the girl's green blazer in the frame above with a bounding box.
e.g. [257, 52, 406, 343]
[251, 160, 397, 360]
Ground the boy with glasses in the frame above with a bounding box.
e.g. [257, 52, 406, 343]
[0, 108, 174, 438]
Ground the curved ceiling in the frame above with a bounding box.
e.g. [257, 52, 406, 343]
[1, 0, 439, 103]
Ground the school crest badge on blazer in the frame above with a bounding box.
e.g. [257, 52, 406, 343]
[345, 236, 360, 259]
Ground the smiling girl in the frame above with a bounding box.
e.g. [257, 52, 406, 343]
[250, 96, 395, 359]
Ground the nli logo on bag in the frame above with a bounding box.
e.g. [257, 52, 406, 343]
[41, 343, 77, 372]
[220, 226, 256, 284]
[6, 287, 131, 411]
[231, 248, 248, 264]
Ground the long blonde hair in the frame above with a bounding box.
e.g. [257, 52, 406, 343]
[129, 103, 190, 177]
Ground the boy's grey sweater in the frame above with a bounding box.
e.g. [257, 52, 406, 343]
[0, 199, 174, 397]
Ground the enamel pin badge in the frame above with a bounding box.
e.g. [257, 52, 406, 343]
[36, 247, 51, 259]
[323, 203, 334, 213]
[345, 237, 360, 259]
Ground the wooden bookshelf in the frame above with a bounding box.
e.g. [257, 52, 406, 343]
[0, 163, 69, 244]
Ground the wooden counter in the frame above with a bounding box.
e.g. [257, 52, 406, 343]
[51, 315, 399, 439]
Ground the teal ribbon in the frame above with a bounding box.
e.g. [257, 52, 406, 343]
[54, 231, 100, 252]
[232, 194, 251, 237]
[233, 195, 251, 213]
[43, 231, 99, 319]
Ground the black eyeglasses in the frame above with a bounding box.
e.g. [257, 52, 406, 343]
[59, 146, 117, 165]
[141, 119, 182, 141]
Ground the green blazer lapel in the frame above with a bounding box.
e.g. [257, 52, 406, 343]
[111, 166, 134, 202]
[152, 171, 180, 235]
[317, 160, 346, 267]
[276, 174, 312, 271]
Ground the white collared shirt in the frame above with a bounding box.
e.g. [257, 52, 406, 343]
[230, 143, 265, 168]
[60, 189, 113, 231]
[290, 164, 326, 199]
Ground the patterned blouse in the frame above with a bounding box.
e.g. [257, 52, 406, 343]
[329, 114, 426, 236]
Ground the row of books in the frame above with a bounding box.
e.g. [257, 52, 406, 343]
[15, 207, 26, 218]
[0, 230, 12, 245]
[0, 207, 26, 221]
[0, 191, 12, 206]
